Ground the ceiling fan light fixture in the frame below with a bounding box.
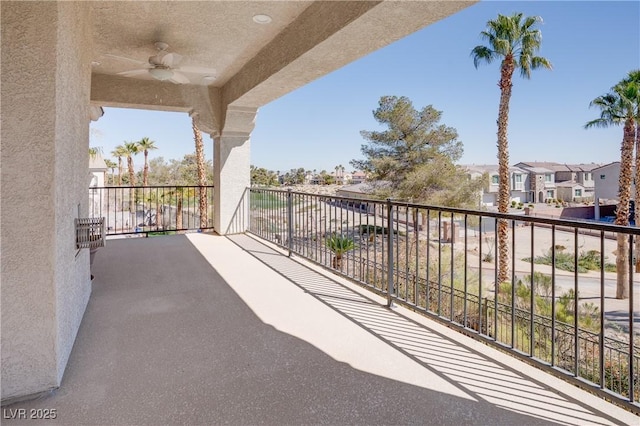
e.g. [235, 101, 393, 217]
[149, 67, 174, 81]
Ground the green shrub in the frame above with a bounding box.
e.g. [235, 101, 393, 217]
[358, 224, 397, 235]
[523, 248, 615, 273]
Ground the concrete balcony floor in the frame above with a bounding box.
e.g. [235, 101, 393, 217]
[4, 233, 638, 425]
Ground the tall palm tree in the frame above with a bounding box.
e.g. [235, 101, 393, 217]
[123, 141, 139, 186]
[586, 71, 639, 298]
[123, 141, 139, 213]
[89, 147, 104, 186]
[472, 13, 552, 284]
[192, 117, 208, 229]
[111, 145, 127, 186]
[104, 159, 117, 186]
[89, 146, 102, 159]
[136, 137, 157, 187]
[623, 71, 640, 273]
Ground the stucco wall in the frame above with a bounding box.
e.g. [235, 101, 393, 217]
[1, 2, 92, 401]
[594, 164, 635, 201]
[53, 1, 93, 383]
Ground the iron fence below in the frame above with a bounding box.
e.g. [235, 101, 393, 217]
[89, 185, 214, 236]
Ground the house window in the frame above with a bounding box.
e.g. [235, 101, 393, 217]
[515, 174, 522, 183]
[546, 190, 554, 199]
[545, 173, 552, 182]
[575, 189, 582, 197]
[491, 175, 499, 184]
[600, 174, 606, 180]
[585, 172, 591, 181]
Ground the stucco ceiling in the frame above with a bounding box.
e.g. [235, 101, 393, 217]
[89, 1, 477, 132]
[91, 1, 313, 86]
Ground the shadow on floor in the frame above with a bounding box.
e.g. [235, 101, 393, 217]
[227, 233, 631, 426]
[1, 234, 627, 425]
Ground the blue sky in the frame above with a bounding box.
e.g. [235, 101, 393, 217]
[91, 1, 640, 173]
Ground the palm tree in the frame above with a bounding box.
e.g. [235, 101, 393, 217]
[123, 141, 139, 186]
[136, 137, 157, 187]
[89, 146, 102, 159]
[623, 70, 640, 273]
[192, 117, 208, 229]
[111, 145, 127, 186]
[104, 159, 117, 186]
[586, 71, 639, 298]
[169, 186, 196, 232]
[123, 141, 139, 213]
[471, 12, 552, 284]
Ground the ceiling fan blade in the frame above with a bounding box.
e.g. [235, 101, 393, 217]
[118, 69, 150, 77]
[169, 71, 190, 84]
[178, 66, 217, 75]
[104, 53, 147, 66]
[161, 52, 183, 68]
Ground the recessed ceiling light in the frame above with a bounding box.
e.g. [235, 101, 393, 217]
[91, 61, 101, 67]
[253, 14, 272, 24]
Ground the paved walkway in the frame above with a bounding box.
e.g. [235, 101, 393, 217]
[2, 233, 637, 425]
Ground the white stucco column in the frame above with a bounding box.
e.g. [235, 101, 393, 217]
[594, 198, 601, 220]
[213, 133, 251, 234]
[1, 2, 92, 402]
[211, 106, 257, 235]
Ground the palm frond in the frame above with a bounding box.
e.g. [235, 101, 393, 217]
[522, 15, 543, 31]
[531, 56, 552, 71]
[584, 118, 613, 129]
[471, 46, 495, 67]
[474, 12, 550, 76]
[89, 146, 103, 159]
[586, 91, 629, 128]
[326, 234, 357, 256]
[518, 52, 532, 79]
[137, 137, 158, 151]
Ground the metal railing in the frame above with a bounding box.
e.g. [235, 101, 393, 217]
[248, 187, 639, 411]
[89, 185, 214, 236]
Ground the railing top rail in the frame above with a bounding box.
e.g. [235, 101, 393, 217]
[92, 185, 214, 190]
[248, 187, 640, 235]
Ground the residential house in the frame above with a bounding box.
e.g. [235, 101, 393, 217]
[330, 168, 350, 185]
[309, 174, 323, 185]
[89, 154, 108, 188]
[350, 171, 367, 184]
[555, 163, 599, 198]
[89, 154, 108, 218]
[514, 162, 557, 203]
[556, 181, 586, 203]
[465, 164, 530, 206]
[516, 161, 601, 203]
[593, 162, 636, 220]
[304, 170, 314, 185]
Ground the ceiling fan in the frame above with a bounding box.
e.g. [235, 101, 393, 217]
[107, 42, 217, 85]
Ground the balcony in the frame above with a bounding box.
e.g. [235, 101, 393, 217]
[3, 187, 639, 423]
[2, 231, 637, 424]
